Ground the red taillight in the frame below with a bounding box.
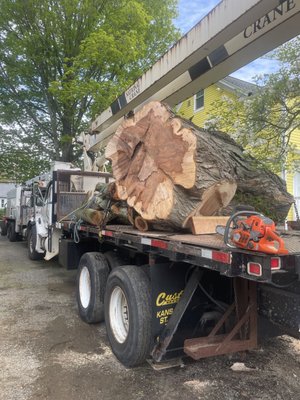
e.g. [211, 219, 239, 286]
[152, 240, 168, 249]
[270, 257, 281, 270]
[247, 262, 262, 277]
[212, 251, 231, 264]
[102, 230, 113, 237]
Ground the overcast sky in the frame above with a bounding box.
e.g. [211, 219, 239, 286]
[174, 0, 280, 82]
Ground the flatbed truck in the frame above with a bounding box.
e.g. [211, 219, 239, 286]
[2, 166, 299, 367]
[2, 0, 300, 367]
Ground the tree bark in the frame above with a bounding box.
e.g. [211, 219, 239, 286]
[75, 208, 104, 226]
[105, 101, 293, 228]
[75, 182, 133, 226]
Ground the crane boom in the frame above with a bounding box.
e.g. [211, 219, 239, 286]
[84, 0, 300, 158]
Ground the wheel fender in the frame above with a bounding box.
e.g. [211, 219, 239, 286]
[34, 216, 48, 252]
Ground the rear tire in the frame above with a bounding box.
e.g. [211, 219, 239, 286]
[7, 222, 18, 242]
[104, 250, 129, 270]
[104, 265, 152, 367]
[28, 225, 44, 260]
[77, 252, 110, 323]
[0, 220, 7, 236]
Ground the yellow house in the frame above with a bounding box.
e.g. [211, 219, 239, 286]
[176, 76, 256, 128]
[176, 76, 300, 222]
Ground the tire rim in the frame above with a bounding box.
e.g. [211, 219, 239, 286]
[109, 286, 129, 343]
[79, 266, 91, 308]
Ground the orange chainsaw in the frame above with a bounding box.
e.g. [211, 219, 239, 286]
[216, 210, 288, 255]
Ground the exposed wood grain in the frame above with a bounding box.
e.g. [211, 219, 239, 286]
[105, 101, 293, 230]
[185, 216, 230, 235]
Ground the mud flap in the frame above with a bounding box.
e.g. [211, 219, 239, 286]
[44, 228, 61, 260]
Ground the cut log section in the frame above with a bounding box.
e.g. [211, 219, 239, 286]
[134, 216, 150, 232]
[182, 181, 237, 228]
[75, 209, 104, 226]
[110, 203, 132, 225]
[185, 216, 230, 235]
[105, 101, 293, 229]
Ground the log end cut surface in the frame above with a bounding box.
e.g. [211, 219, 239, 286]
[106, 101, 197, 220]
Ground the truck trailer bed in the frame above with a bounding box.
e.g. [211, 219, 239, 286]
[103, 225, 300, 254]
[60, 221, 300, 284]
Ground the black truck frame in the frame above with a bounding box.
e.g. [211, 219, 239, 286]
[57, 217, 300, 367]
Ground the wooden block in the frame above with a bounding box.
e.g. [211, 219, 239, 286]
[187, 216, 229, 235]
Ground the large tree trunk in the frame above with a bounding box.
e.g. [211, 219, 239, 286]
[105, 101, 293, 229]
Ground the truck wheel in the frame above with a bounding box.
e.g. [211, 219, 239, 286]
[0, 220, 7, 236]
[77, 252, 110, 324]
[7, 222, 18, 242]
[104, 250, 129, 270]
[28, 225, 44, 260]
[104, 265, 152, 367]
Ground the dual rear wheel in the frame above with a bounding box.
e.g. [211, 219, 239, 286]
[0, 220, 7, 236]
[77, 252, 110, 323]
[7, 222, 18, 242]
[76, 252, 152, 367]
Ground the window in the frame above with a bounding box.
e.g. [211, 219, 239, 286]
[1, 199, 5, 208]
[194, 89, 204, 110]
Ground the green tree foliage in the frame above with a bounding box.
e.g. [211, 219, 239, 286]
[0, 126, 50, 182]
[205, 37, 300, 174]
[0, 0, 179, 181]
